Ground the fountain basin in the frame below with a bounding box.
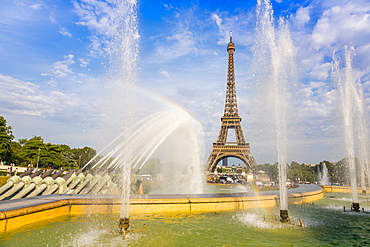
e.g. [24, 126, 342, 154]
[0, 184, 323, 231]
[321, 185, 370, 194]
[3, 192, 370, 246]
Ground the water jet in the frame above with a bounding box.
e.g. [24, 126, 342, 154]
[253, 0, 297, 222]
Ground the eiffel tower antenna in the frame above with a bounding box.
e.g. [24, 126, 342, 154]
[206, 33, 257, 172]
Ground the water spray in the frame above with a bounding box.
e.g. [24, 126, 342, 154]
[264, 212, 302, 227]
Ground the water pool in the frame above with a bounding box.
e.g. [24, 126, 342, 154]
[1, 193, 370, 246]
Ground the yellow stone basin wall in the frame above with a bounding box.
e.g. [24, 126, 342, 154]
[321, 185, 370, 194]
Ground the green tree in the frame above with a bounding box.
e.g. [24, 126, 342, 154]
[253, 163, 278, 182]
[43, 143, 64, 169]
[333, 158, 357, 186]
[9, 141, 23, 164]
[61, 150, 76, 170]
[287, 161, 316, 183]
[17, 136, 46, 167]
[0, 116, 15, 162]
[71, 146, 97, 169]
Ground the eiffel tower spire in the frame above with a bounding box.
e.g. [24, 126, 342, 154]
[206, 32, 257, 172]
[224, 31, 239, 118]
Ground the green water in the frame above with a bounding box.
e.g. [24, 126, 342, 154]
[1, 193, 370, 246]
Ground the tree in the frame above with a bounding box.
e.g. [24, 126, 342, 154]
[0, 116, 15, 162]
[287, 161, 316, 183]
[71, 146, 97, 169]
[43, 143, 65, 169]
[61, 150, 76, 170]
[253, 163, 278, 182]
[9, 141, 23, 164]
[17, 136, 45, 167]
[334, 158, 356, 186]
[0, 117, 98, 170]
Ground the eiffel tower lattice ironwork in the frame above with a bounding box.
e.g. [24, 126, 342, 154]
[206, 33, 257, 172]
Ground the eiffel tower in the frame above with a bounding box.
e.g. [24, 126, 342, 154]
[206, 33, 257, 172]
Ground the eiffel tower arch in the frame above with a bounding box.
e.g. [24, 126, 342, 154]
[206, 33, 257, 173]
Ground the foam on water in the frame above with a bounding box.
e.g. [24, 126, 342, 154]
[68, 229, 106, 246]
[235, 213, 284, 229]
[323, 204, 346, 211]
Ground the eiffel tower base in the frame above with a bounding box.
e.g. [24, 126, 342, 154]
[207, 143, 256, 172]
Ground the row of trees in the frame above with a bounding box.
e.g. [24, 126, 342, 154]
[254, 159, 358, 186]
[0, 116, 96, 170]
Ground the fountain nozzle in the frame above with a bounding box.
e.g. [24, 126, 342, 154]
[351, 202, 361, 212]
[280, 209, 290, 223]
[119, 217, 130, 235]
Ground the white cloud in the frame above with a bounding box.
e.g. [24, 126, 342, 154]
[211, 13, 231, 45]
[309, 62, 331, 81]
[211, 10, 255, 46]
[294, 6, 311, 26]
[312, 2, 370, 50]
[211, 13, 222, 29]
[52, 54, 75, 78]
[49, 11, 56, 23]
[292, 1, 370, 136]
[78, 58, 89, 67]
[29, 4, 43, 10]
[152, 6, 201, 61]
[46, 79, 57, 87]
[73, 0, 139, 56]
[0, 74, 79, 117]
[159, 70, 170, 78]
[59, 27, 72, 38]
[156, 30, 197, 59]
[163, 3, 177, 11]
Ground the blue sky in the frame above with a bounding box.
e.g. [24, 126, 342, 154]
[1, 0, 370, 165]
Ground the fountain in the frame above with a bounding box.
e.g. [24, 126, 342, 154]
[318, 163, 330, 186]
[332, 46, 370, 211]
[2, 0, 370, 245]
[2, 193, 370, 246]
[253, 0, 297, 222]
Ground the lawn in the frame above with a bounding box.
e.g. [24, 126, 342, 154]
[0, 176, 9, 187]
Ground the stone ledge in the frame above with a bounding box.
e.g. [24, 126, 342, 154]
[321, 185, 370, 194]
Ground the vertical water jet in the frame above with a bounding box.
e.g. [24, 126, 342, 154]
[318, 163, 329, 185]
[253, 0, 297, 222]
[333, 46, 370, 210]
[102, 0, 139, 233]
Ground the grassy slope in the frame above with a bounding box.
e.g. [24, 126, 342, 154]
[0, 177, 8, 187]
